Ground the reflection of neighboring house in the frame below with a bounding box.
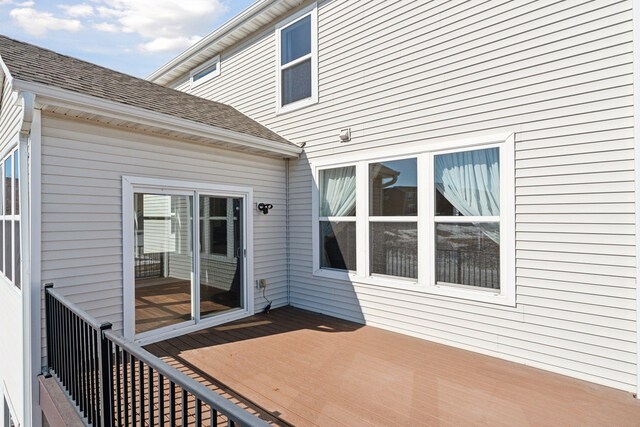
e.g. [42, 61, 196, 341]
[383, 186, 417, 216]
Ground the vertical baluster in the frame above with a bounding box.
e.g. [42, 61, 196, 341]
[227, 419, 235, 427]
[116, 344, 122, 426]
[148, 367, 154, 426]
[158, 373, 165, 427]
[209, 407, 217, 427]
[123, 350, 129, 427]
[131, 354, 137, 427]
[195, 399, 202, 426]
[169, 381, 175, 427]
[93, 328, 100, 427]
[181, 389, 188, 427]
[80, 321, 87, 417]
[139, 360, 145, 425]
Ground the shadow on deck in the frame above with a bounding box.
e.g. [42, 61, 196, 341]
[147, 306, 640, 427]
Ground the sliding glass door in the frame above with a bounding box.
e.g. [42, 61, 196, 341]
[198, 195, 243, 319]
[132, 189, 245, 338]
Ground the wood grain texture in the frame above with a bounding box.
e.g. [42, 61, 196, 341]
[148, 307, 640, 427]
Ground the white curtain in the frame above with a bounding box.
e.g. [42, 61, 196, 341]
[435, 148, 500, 243]
[320, 166, 356, 217]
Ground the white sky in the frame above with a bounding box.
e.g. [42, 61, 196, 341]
[0, 0, 256, 77]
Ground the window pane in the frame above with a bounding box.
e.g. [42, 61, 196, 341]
[134, 193, 193, 334]
[13, 220, 19, 289]
[320, 221, 356, 271]
[282, 58, 311, 105]
[369, 158, 417, 216]
[281, 15, 311, 64]
[200, 197, 243, 319]
[319, 166, 356, 217]
[210, 198, 227, 217]
[370, 222, 417, 279]
[4, 155, 11, 215]
[435, 147, 499, 217]
[192, 63, 217, 82]
[13, 151, 18, 215]
[4, 220, 11, 282]
[435, 222, 500, 289]
[210, 219, 227, 256]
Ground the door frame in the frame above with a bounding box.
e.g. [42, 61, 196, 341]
[122, 175, 254, 344]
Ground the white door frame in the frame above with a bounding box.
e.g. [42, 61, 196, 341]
[122, 176, 254, 345]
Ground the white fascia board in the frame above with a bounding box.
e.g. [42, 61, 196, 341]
[11, 79, 301, 158]
[0, 55, 14, 86]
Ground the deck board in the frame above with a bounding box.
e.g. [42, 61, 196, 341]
[148, 307, 640, 426]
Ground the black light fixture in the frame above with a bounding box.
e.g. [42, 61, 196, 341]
[257, 203, 273, 214]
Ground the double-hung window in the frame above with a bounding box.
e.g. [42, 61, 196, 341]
[313, 135, 514, 305]
[276, 4, 318, 113]
[0, 148, 20, 289]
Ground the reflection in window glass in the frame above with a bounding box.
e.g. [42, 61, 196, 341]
[4, 155, 11, 216]
[369, 158, 417, 216]
[133, 193, 193, 334]
[4, 221, 11, 282]
[370, 222, 417, 278]
[320, 221, 356, 271]
[14, 220, 19, 288]
[13, 151, 18, 215]
[281, 15, 311, 64]
[436, 223, 500, 289]
[282, 59, 312, 105]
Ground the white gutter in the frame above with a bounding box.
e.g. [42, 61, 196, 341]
[147, 0, 289, 83]
[11, 79, 302, 158]
[18, 91, 37, 427]
[633, 0, 640, 400]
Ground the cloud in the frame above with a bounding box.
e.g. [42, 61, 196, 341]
[96, 0, 227, 53]
[9, 8, 83, 36]
[0, 0, 33, 5]
[92, 21, 119, 32]
[59, 3, 94, 17]
[138, 35, 202, 53]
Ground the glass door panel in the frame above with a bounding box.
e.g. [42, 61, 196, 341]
[134, 193, 193, 334]
[199, 196, 243, 318]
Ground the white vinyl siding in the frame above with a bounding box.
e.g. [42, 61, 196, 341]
[0, 75, 24, 425]
[169, 0, 636, 392]
[39, 116, 288, 344]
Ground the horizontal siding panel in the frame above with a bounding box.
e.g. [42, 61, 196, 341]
[171, 0, 637, 392]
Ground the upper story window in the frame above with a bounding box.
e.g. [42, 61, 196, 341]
[0, 147, 20, 290]
[190, 55, 220, 89]
[276, 3, 318, 114]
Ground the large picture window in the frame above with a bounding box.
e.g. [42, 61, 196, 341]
[313, 134, 514, 305]
[276, 4, 318, 113]
[0, 148, 20, 289]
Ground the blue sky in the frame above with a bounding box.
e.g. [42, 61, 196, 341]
[0, 0, 256, 77]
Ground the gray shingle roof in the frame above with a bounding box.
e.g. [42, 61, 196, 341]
[0, 35, 292, 146]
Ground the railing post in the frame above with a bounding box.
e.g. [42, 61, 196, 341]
[43, 283, 54, 377]
[98, 322, 113, 427]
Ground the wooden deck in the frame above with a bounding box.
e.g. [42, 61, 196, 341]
[135, 277, 238, 333]
[147, 307, 640, 427]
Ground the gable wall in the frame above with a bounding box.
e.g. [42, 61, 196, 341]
[0, 72, 25, 424]
[171, 0, 637, 392]
[39, 116, 288, 349]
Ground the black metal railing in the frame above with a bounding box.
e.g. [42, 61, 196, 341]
[44, 284, 268, 427]
[436, 248, 500, 289]
[135, 251, 164, 279]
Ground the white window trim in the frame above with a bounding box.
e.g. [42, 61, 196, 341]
[311, 133, 516, 307]
[0, 146, 21, 292]
[122, 176, 254, 344]
[275, 2, 319, 115]
[189, 55, 221, 89]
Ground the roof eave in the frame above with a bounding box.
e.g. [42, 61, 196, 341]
[11, 79, 301, 158]
[147, 0, 301, 85]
